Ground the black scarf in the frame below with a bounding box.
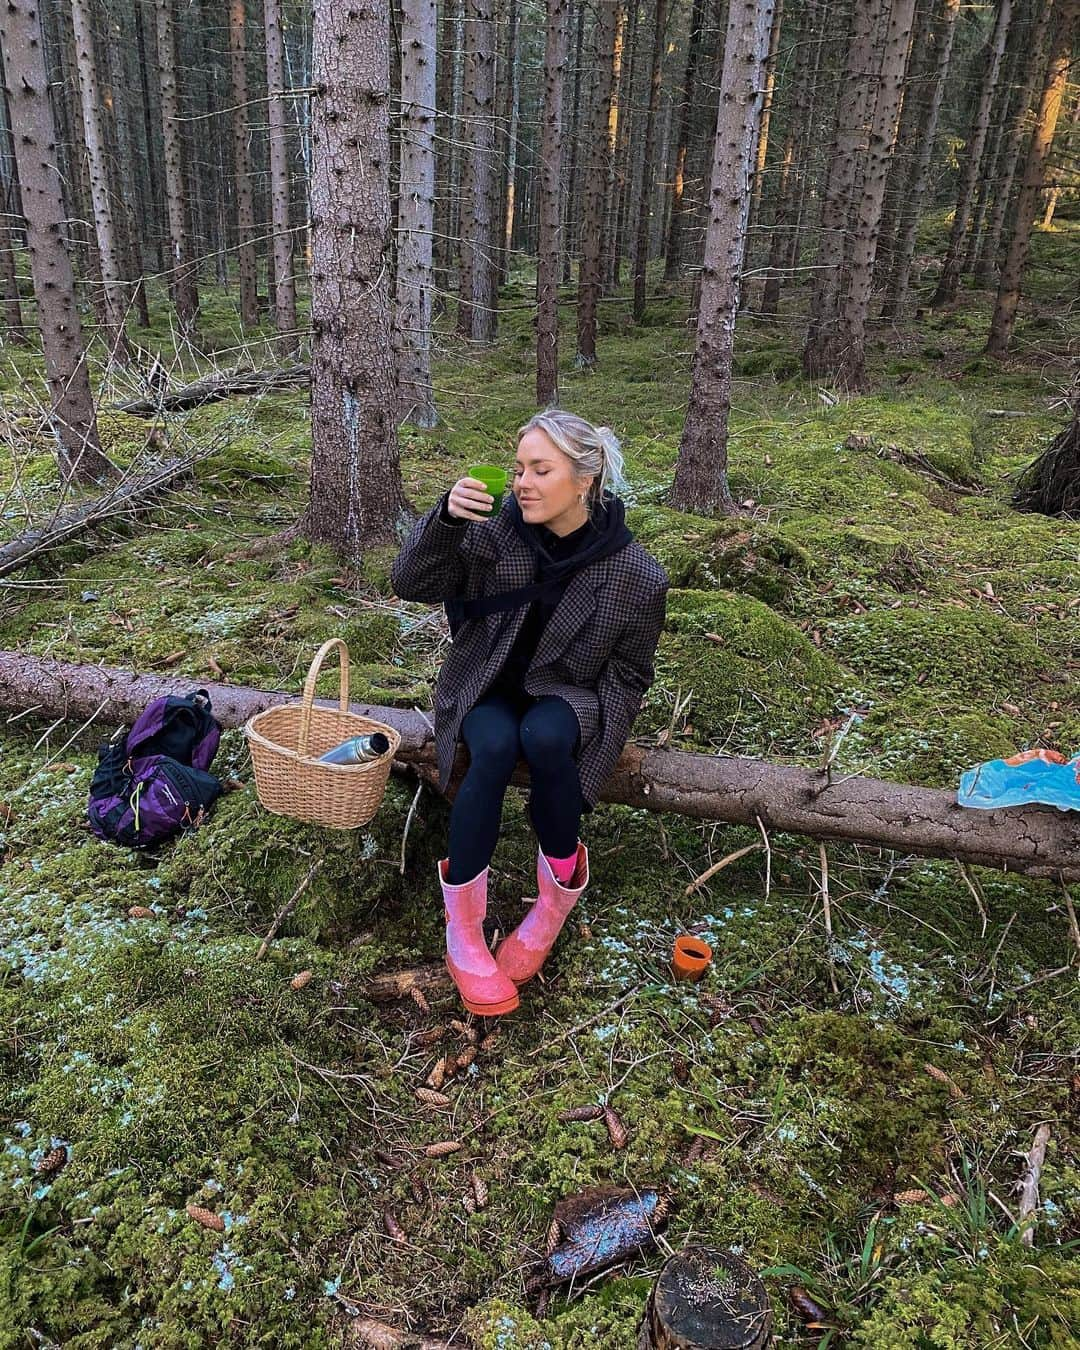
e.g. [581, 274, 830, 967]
[506, 490, 633, 581]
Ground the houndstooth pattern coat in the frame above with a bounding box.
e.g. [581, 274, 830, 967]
[390, 494, 669, 807]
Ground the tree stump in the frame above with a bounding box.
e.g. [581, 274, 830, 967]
[638, 1247, 772, 1349]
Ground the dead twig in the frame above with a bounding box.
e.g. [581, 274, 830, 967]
[956, 860, 989, 938]
[684, 842, 762, 897]
[819, 843, 839, 996]
[1061, 882, 1080, 967]
[255, 858, 324, 961]
[1017, 1122, 1052, 1247]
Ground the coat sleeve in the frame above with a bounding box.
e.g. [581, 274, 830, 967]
[390, 493, 470, 602]
[594, 580, 668, 752]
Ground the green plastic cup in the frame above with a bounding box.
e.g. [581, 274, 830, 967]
[467, 463, 508, 517]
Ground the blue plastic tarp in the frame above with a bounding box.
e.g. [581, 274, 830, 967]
[958, 749, 1080, 813]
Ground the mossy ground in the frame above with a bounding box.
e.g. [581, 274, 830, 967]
[1, 222, 1078, 1347]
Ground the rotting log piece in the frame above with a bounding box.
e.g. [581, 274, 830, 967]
[0, 652, 1076, 882]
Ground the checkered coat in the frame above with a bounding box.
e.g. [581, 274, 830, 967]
[390, 495, 669, 807]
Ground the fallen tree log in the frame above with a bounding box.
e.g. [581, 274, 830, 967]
[0, 458, 193, 579]
[0, 652, 1076, 882]
[114, 364, 310, 416]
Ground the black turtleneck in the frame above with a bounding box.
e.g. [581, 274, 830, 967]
[490, 514, 598, 697]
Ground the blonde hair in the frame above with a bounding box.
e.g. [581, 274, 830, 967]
[517, 409, 627, 506]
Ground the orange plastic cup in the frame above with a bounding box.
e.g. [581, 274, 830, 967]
[672, 934, 713, 982]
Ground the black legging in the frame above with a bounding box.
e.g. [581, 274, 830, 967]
[446, 690, 584, 884]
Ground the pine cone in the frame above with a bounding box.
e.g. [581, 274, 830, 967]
[672, 1054, 690, 1085]
[423, 1140, 461, 1158]
[425, 1059, 447, 1091]
[604, 1105, 628, 1150]
[415, 1087, 451, 1108]
[559, 1104, 604, 1123]
[462, 1191, 477, 1215]
[186, 1203, 225, 1232]
[127, 906, 155, 919]
[470, 1172, 489, 1210]
[456, 1045, 477, 1071]
[290, 969, 313, 991]
[449, 1018, 477, 1044]
[893, 1188, 929, 1206]
[382, 1209, 406, 1242]
[35, 1145, 67, 1176]
[414, 1025, 445, 1048]
[409, 986, 431, 1015]
[478, 1032, 500, 1053]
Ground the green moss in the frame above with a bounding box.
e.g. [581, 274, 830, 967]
[823, 604, 1054, 702]
[851, 1251, 1080, 1348]
[626, 504, 810, 605]
[639, 588, 841, 753]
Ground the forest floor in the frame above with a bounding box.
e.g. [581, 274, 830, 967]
[1, 221, 1078, 1347]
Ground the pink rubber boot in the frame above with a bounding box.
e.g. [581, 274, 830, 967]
[438, 859, 520, 1017]
[495, 842, 589, 985]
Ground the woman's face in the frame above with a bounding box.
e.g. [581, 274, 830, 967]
[512, 428, 595, 533]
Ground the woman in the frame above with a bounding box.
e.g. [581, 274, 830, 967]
[391, 410, 668, 1017]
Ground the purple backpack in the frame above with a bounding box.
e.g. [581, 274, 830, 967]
[88, 690, 223, 848]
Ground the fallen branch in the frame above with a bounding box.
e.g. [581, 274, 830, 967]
[114, 363, 310, 416]
[1017, 1122, 1052, 1247]
[254, 858, 324, 961]
[0, 653, 1077, 882]
[0, 458, 193, 579]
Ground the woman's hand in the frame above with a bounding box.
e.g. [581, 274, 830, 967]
[446, 476, 496, 521]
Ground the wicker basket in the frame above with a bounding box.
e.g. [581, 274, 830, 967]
[245, 638, 401, 829]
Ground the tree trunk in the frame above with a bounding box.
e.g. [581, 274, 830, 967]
[931, 0, 1014, 306]
[0, 51, 27, 346]
[457, 0, 497, 342]
[305, 0, 407, 559]
[746, 0, 783, 236]
[632, 0, 670, 322]
[833, 0, 919, 390]
[873, 0, 936, 292]
[536, 0, 571, 405]
[133, 0, 165, 274]
[576, 0, 620, 366]
[561, 0, 587, 286]
[0, 0, 112, 484]
[986, 0, 1078, 355]
[51, 0, 99, 291]
[761, 0, 819, 317]
[497, 0, 521, 283]
[434, 0, 459, 307]
[608, 0, 638, 288]
[396, 0, 438, 426]
[265, 0, 298, 355]
[961, 7, 1026, 277]
[70, 0, 132, 365]
[801, 0, 886, 379]
[228, 0, 259, 328]
[599, 0, 627, 291]
[975, 0, 1054, 286]
[103, 9, 150, 327]
[882, 0, 962, 318]
[663, 0, 706, 282]
[155, 0, 198, 332]
[3, 652, 1077, 881]
[670, 0, 775, 516]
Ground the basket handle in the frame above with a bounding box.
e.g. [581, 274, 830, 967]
[298, 638, 350, 757]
